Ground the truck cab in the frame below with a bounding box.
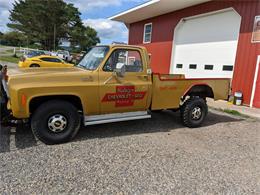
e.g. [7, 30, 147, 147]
[1, 45, 230, 144]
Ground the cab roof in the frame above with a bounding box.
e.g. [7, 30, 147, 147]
[98, 44, 146, 50]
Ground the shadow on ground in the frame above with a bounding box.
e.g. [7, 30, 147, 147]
[0, 110, 243, 153]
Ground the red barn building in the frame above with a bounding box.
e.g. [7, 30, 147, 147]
[111, 0, 260, 108]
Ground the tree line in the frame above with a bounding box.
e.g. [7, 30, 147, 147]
[0, 0, 100, 51]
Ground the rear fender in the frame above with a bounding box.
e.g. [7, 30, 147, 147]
[181, 84, 214, 104]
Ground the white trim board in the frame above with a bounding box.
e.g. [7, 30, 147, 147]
[250, 55, 260, 107]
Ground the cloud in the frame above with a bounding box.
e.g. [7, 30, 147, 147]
[0, 0, 145, 42]
[0, 0, 14, 32]
[65, 0, 145, 12]
[83, 18, 128, 43]
[0, 0, 13, 9]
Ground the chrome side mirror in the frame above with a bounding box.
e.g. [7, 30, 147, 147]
[114, 63, 126, 77]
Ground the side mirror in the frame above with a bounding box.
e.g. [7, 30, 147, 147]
[114, 63, 126, 77]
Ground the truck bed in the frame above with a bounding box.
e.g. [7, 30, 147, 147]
[151, 74, 230, 110]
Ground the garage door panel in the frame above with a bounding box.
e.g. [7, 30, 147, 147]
[175, 10, 241, 44]
[171, 9, 241, 79]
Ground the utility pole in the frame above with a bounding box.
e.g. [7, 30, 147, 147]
[53, 24, 56, 51]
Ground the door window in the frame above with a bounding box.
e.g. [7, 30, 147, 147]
[40, 57, 61, 63]
[103, 49, 143, 72]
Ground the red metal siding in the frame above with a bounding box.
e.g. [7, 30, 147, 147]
[128, 0, 260, 105]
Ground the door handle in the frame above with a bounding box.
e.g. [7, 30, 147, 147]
[81, 76, 93, 82]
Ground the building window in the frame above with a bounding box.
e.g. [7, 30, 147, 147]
[176, 64, 183, 68]
[189, 64, 197, 69]
[143, 23, 152, 43]
[222, 65, 233, 71]
[205, 65, 214, 70]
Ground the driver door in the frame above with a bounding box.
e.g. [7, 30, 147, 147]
[99, 48, 152, 114]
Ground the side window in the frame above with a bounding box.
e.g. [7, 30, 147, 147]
[40, 57, 51, 62]
[103, 49, 143, 73]
[40, 58, 61, 63]
[143, 23, 152, 43]
[51, 58, 61, 63]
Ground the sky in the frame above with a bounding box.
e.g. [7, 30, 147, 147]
[0, 0, 149, 44]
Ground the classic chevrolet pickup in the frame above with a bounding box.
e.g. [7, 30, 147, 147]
[1, 45, 230, 144]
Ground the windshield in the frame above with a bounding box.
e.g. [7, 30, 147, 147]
[27, 51, 45, 58]
[77, 46, 109, 70]
[58, 51, 68, 55]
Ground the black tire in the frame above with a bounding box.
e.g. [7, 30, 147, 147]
[180, 97, 208, 128]
[30, 64, 40, 68]
[31, 100, 81, 145]
[152, 109, 163, 113]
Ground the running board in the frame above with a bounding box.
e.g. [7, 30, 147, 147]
[84, 111, 151, 126]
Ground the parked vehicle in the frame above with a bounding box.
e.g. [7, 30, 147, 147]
[23, 50, 46, 58]
[18, 55, 73, 68]
[2, 45, 230, 144]
[56, 50, 72, 62]
[75, 51, 86, 63]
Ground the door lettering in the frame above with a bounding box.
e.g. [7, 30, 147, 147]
[102, 86, 146, 107]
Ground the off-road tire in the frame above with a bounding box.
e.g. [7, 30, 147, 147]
[31, 100, 81, 145]
[180, 97, 208, 128]
[30, 64, 40, 68]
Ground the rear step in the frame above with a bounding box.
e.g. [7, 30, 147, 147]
[84, 111, 151, 126]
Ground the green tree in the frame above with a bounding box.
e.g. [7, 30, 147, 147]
[82, 26, 100, 51]
[0, 31, 27, 46]
[8, 0, 99, 50]
[70, 26, 100, 51]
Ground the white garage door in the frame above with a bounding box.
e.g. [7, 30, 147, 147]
[170, 9, 241, 78]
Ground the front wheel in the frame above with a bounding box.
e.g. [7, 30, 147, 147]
[180, 97, 208, 128]
[31, 100, 81, 144]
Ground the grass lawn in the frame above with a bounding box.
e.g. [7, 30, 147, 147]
[3, 49, 15, 54]
[0, 55, 20, 63]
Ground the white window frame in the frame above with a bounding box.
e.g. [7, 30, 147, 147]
[252, 15, 260, 43]
[143, 23, 152, 44]
[128, 56, 136, 65]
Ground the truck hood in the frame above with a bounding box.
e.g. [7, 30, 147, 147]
[8, 66, 84, 77]
[7, 66, 95, 88]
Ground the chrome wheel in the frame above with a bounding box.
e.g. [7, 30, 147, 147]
[191, 107, 202, 120]
[47, 114, 67, 133]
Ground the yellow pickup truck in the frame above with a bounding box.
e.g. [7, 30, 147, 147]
[1, 45, 230, 144]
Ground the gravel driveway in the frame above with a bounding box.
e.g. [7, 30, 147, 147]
[0, 110, 259, 194]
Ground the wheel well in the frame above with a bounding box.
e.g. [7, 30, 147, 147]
[29, 95, 83, 114]
[184, 85, 214, 99]
[30, 64, 40, 67]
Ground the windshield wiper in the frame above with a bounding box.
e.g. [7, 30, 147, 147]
[77, 64, 93, 71]
[77, 64, 85, 68]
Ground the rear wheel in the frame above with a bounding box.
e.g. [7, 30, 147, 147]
[30, 64, 40, 68]
[180, 97, 208, 128]
[31, 100, 81, 144]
